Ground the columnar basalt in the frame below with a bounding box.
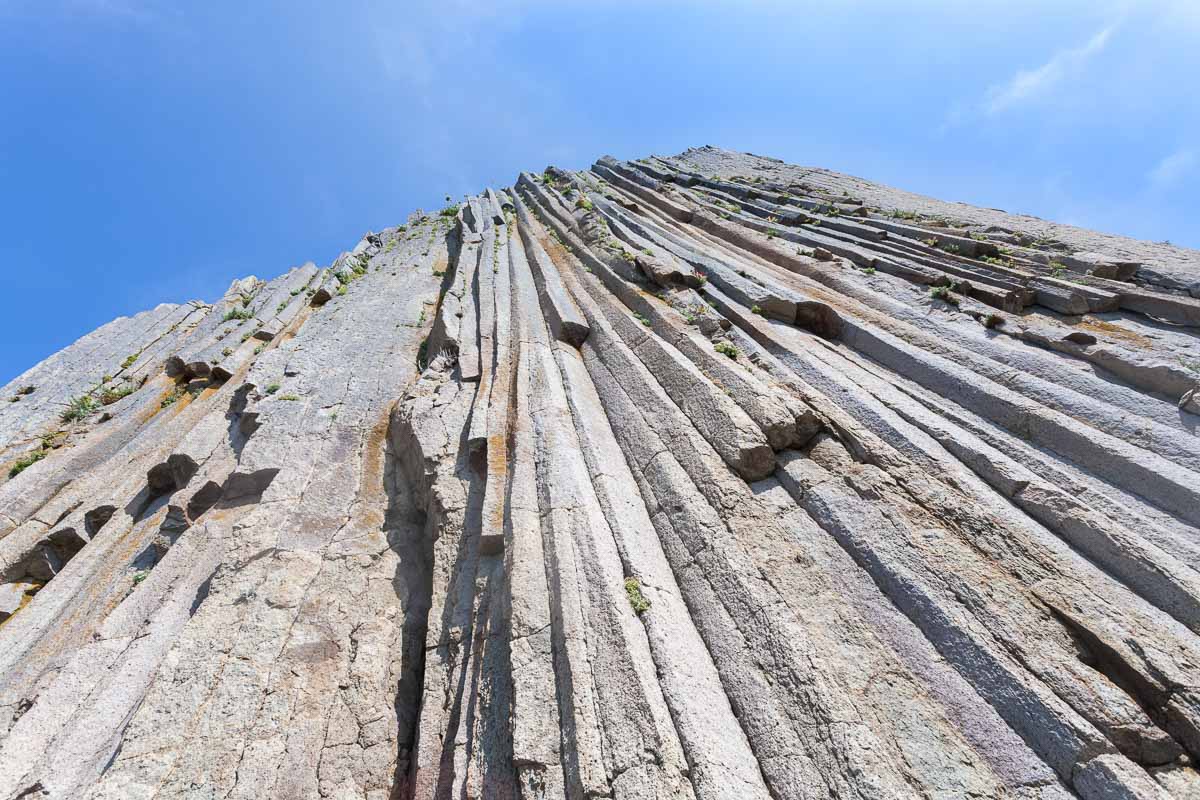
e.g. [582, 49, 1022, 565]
[1, 147, 1199, 799]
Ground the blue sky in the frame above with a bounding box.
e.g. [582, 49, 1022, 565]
[1, 0, 1197, 383]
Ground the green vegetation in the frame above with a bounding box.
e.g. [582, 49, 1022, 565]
[160, 386, 185, 408]
[277, 394, 300, 401]
[60, 394, 98, 423]
[337, 284, 348, 296]
[863, 266, 876, 275]
[750, 305, 763, 315]
[984, 313, 1005, 329]
[633, 312, 651, 327]
[439, 204, 460, 218]
[930, 286, 960, 306]
[416, 337, 430, 371]
[276, 301, 287, 313]
[223, 306, 254, 322]
[694, 271, 707, 286]
[714, 341, 739, 359]
[575, 196, 593, 211]
[8, 449, 46, 478]
[100, 384, 135, 405]
[1049, 261, 1068, 278]
[253, 345, 264, 355]
[265, 383, 281, 395]
[132, 570, 149, 586]
[121, 353, 139, 369]
[624, 577, 651, 615]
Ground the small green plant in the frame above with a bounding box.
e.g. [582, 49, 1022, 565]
[440, 204, 460, 218]
[633, 312, 651, 327]
[940, 243, 960, 254]
[61, 394, 98, 422]
[8, 449, 46, 478]
[253, 345, 264, 355]
[863, 266, 876, 275]
[223, 306, 254, 322]
[575, 196, 593, 211]
[930, 286, 959, 306]
[1049, 261, 1067, 278]
[751, 305, 763, 315]
[695, 272, 707, 286]
[922, 237, 938, 248]
[983, 313, 1005, 329]
[121, 353, 139, 369]
[276, 301, 287, 313]
[714, 341, 739, 359]
[265, 382, 281, 395]
[160, 386, 185, 408]
[416, 337, 430, 371]
[290, 288, 302, 296]
[277, 394, 300, 401]
[337, 284, 348, 296]
[241, 332, 252, 342]
[100, 384, 135, 405]
[624, 577, 651, 615]
[132, 570, 149, 586]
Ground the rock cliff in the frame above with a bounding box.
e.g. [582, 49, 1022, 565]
[1, 147, 1199, 799]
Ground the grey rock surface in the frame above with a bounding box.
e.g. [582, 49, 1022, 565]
[1, 148, 1199, 799]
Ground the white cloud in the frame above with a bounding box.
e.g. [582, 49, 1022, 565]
[984, 25, 1115, 114]
[1148, 148, 1197, 189]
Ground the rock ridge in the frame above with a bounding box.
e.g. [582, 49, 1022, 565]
[0, 146, 1198, 799]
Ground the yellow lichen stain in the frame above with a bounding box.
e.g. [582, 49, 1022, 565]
[1066, 315, 1152, 349]
[0, 581, 44, 630]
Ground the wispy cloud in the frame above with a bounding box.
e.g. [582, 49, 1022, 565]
[984, 25, 1115, 114]
[1148, 148, 1197, 189]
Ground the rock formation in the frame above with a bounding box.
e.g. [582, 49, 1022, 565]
[1, 146, 1199, 799]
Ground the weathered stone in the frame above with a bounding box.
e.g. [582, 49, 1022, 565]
[0, 147, 1197, 800]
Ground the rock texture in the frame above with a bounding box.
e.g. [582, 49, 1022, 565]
[1, 146, 1199, 799]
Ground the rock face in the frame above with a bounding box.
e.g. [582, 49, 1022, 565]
[0, 146, 1199, 799]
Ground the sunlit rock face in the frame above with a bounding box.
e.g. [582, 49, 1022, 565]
[1, 146, 1200, 800]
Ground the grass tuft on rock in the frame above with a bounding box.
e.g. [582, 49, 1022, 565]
[61, 394, 98, 423]
[624, 577, 651, 615]
[8, 449, 46, 478]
